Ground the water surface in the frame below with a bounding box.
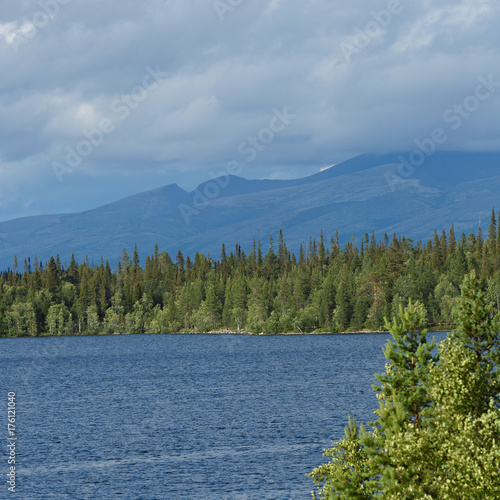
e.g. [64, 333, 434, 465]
[1, 333, 398, 499]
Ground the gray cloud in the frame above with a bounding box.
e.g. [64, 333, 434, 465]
[0, 0, 499, 221]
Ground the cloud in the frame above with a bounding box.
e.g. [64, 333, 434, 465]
[0, 0, 499, 220]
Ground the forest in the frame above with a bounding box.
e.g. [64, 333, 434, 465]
[1, 207, 500, 337]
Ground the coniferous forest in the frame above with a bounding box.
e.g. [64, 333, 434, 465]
[2, 209, 500, 337]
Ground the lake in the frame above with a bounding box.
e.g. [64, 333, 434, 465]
[1, 333, 406, 499]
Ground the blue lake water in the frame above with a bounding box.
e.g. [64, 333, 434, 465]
[1, 332, 436, 499]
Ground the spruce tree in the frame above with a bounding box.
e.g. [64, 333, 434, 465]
[488, 206, 497, 246]
[452, 270, 500, 412]
[374, 300, 435, 426]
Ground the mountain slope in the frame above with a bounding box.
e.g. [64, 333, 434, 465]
[0, 151, 499, 269]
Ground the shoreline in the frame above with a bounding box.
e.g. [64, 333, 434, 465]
[0, 327, 452, 340]
[0, 330, 387, 339]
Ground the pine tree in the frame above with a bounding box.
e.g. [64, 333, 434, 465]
[67, 253, 79, 286]
[277, 229, 288, 273]
[205, 280, 222, 328]
[334, 267, 350, 331]
[488, 206, 497, 246]
[448, 223, 457, 256]
[175, 250, 185, 286]
[374, 300, 435, 426]
[452, 270, 500, 411]
[46, 256, 61, 296]
[119, 248, 130, 270]
[318, 230, 326, 269]
[132, 243, 140, 269]
[476, 223, 484, 264]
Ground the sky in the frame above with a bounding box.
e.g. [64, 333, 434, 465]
[0, 0, 499, 221]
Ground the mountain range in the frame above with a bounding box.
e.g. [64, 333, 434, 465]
[1, 151, 499, 270]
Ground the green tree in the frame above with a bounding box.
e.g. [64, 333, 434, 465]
[150, 304, 169, 334]
[7, 301, 37, 336]
[46, 303, 71, 336]
[45, 256, 61, 296]
[375, 299, 434, 424]
[451, 270, 500, 411]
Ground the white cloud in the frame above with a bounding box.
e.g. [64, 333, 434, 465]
[0, 22, 19, 45]
[265, 0, 285, 17]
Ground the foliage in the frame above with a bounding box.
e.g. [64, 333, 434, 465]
[309, 272, 500, 498]
[1, 214, 500, 337]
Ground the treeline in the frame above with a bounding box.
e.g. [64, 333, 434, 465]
[2, 208, 500, 336]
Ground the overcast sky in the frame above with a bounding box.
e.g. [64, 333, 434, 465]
[0, 0, 499, 221]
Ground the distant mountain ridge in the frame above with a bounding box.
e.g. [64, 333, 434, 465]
[0, 151, 499, 270]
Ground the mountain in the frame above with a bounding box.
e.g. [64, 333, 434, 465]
[0, 151, 499, 270]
